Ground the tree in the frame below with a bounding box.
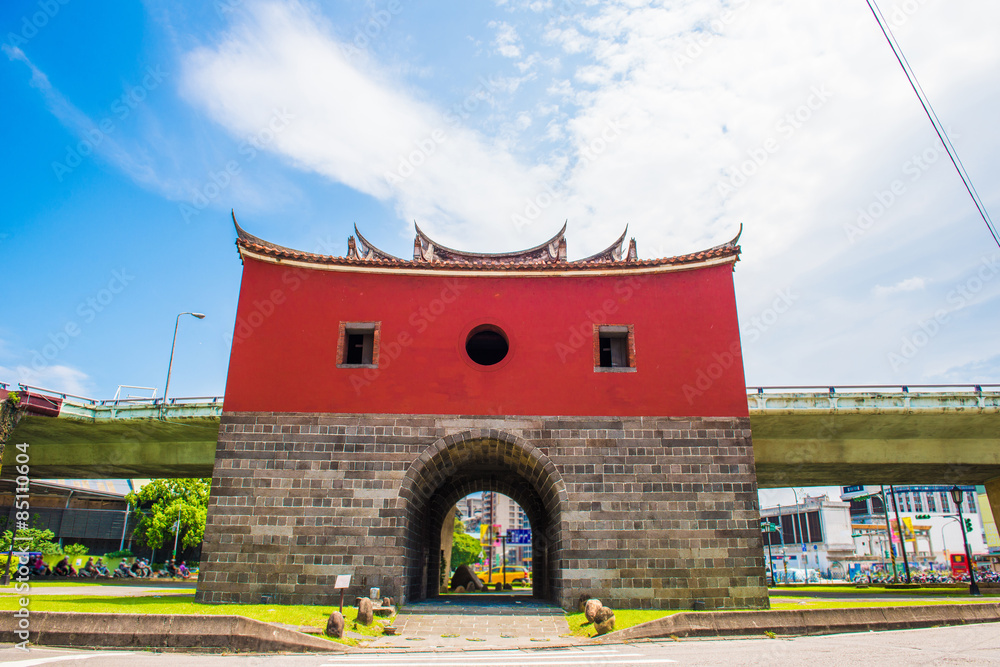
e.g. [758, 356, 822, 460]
[125, 478, 210, 552]
[451, 520, 482, 571]
[0, 527, 61, 554]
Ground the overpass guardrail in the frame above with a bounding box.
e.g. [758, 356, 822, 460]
[5, 382, 1000, 420]
[748, 384, 1000, 413]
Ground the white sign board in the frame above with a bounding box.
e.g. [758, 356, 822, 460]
[334, 575, 352, 589]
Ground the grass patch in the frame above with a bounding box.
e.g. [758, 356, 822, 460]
[564, 593, 999, 637]
[566, 609, 681, 637]
[770, 597, 999, 610]
[0, 595, 390, 644]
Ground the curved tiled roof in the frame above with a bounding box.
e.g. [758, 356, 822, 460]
[232, 211, 741, 274]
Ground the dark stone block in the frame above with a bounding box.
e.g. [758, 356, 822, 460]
[195, 412, 768, 611]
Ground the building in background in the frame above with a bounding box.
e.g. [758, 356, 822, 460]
[760, 495, 854, 581]
[841, 485, 988, 567]
[0, 479, 136, 554]
[457, 494, 484, 531]
[481, 492, 532, 567]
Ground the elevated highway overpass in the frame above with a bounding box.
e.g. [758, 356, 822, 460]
[2, 383, 998, 495]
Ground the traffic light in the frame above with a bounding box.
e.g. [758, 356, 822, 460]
[915, 514, 930, 519]
[965, 518, 974, 533]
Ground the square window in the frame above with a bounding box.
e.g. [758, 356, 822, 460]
[594, 324, 636, 372]
[337, 322, 380, 368]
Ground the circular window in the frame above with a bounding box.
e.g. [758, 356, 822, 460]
[465, 325, 509, 366]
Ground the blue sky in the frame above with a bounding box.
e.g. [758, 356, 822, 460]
[3, 0, 1000, 406]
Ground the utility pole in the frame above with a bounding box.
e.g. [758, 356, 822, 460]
[951, 486, 981, 596]
[501, 532, 507, 588]
[777, 503, 787, 584]
[791, 488, 808, 582]
[879, 486, 899, 582]
[889, 485, 911, 583]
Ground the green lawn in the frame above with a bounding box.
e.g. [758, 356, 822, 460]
[566, 609, 681, 637]
[566, 591, 998, 637]
[0, 595, 391, 645]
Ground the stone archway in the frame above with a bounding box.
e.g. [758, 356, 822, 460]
[397, 430, 568, 605]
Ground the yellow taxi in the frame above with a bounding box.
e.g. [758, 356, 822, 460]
[476, 565, 531, 586]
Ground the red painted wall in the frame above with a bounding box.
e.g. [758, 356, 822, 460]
[223, 258, 748, 417]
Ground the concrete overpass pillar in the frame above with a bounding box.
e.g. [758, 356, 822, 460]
[985, 478, 1000, 538]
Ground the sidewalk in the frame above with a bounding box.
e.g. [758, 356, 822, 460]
[0, 581, 195, 597]
[369, 595, 581, 650]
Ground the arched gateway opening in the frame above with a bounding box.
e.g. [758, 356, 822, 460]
[398, 430, 567, 605]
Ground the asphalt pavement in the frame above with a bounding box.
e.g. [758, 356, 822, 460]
[1, 623, 999, 665]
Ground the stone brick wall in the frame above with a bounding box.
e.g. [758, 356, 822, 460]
[196, 412, 768, 611]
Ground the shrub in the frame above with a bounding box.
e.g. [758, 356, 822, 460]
[62, 543, 89, 557]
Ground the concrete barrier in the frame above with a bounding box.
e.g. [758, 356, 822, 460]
[0, 611, 348, 652]
[598, 603, 1000, 642]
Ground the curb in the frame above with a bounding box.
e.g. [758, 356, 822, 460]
[0, 611, 349, 653]
[596, 603, 1000, 642]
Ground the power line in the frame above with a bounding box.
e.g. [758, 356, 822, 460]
[865, 0, 1000, 248]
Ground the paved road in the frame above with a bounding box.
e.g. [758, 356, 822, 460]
[1, 623, 998, 666]
[0, 585, 194, 598]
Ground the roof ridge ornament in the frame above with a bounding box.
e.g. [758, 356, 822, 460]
[579, 226, 628, 263]
[353, 224, 403, 261]
[412, 221, 568, 264]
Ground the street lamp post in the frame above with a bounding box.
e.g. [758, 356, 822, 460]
[761, 518, 776, 586]
[162, 312, 205, 417]
[950, 486, 980, 596]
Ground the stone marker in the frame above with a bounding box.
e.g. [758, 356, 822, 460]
[325, 611, 345, 639]
[357, 597, 374, 626]
[594, 607, 615, 635]
[584, 599, 603, 623]
[450, 564, 484, 591]
[383, 597, 393, 607]
[454, 585, 466, 594]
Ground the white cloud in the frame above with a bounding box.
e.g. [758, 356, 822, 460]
[181, 0, 559, 247]
[0, 364, 92, 398]
[873, 277, 927, 297]
[490, 20, 523, 58]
